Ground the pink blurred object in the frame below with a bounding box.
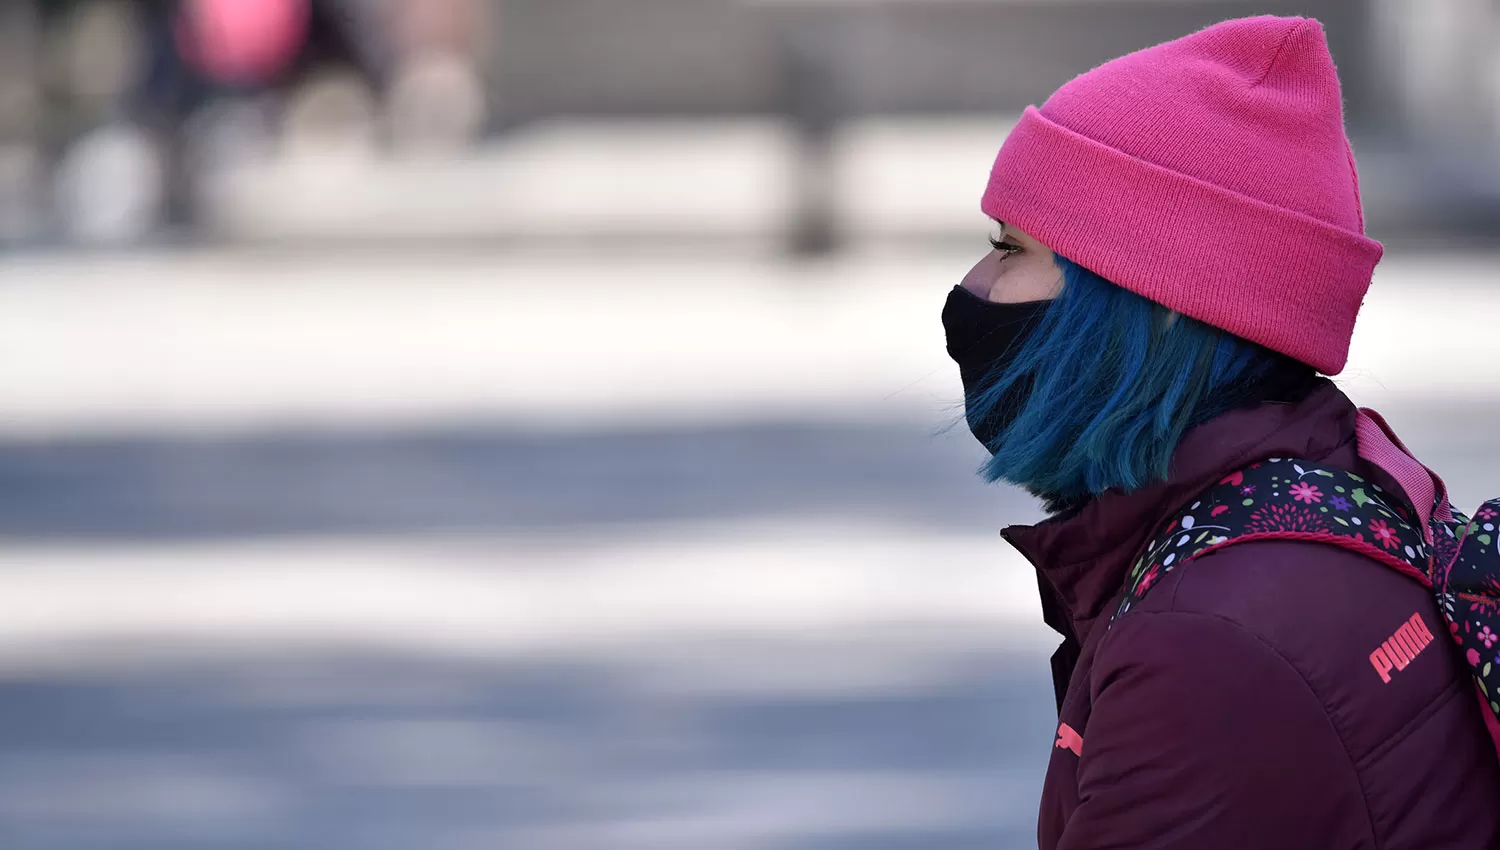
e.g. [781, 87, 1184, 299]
[177, 0, 311, 86]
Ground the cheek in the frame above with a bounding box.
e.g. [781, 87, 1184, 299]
[1011, 254, 1063, 301]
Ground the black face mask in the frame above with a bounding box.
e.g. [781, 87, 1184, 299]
[941, 285, 1050, 452]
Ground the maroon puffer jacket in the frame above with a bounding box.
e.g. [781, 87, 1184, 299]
[1004, 384, 1500, 849]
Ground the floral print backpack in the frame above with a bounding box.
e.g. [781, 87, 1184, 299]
[1113, 409, 1500, 757]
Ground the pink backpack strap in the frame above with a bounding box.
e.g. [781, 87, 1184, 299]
[1112, 458, 1434, 624]
[1112, 457, 1500, 766]
[1355, 408, 1452, 534]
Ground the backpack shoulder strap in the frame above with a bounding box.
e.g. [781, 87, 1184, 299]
[1111, 457, 1500, 762]
[1434, 498, 1500, 758]
[1112, 457, 1430, 623]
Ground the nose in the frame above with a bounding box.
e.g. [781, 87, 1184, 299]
[959, 251, 1002, 301]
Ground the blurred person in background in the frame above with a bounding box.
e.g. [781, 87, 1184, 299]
[173, 0, 311, 88]
[145, 0, 314, 227]
[381, 0, 489, 152]
[34, 0, 401, 242]
[941, 16, 1500, 849]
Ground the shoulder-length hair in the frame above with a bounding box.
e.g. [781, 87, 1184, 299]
[965, 254, 1313, 507]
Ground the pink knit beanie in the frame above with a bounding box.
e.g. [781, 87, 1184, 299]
[982, 15, 1382, 375]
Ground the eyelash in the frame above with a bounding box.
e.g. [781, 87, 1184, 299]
[989, 234, 1021, 256]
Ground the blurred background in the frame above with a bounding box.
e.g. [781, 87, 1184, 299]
[2, 1, 1499, 848]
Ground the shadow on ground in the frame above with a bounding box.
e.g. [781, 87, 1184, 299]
[0, 636, 1055, 850]
[2, 400, 1496, 543]
[0, 419, 1029, 542]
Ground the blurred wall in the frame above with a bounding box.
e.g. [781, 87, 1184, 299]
[486, 0, 1379, 127]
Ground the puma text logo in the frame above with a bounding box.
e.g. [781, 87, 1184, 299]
[1370, 612, 1435, 684]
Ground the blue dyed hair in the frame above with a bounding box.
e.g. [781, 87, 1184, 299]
[967, 254, 1313, 509]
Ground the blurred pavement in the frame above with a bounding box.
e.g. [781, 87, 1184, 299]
[1, 248, 1498, 848]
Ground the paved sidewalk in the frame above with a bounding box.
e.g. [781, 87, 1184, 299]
[0, 250, 1495, 437]
[1, 248, 1497, 848]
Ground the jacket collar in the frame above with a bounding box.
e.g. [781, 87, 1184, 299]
[1001, 382, 1359, 644]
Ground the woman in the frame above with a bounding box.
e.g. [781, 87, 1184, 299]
[942, 16, 1500, 849]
